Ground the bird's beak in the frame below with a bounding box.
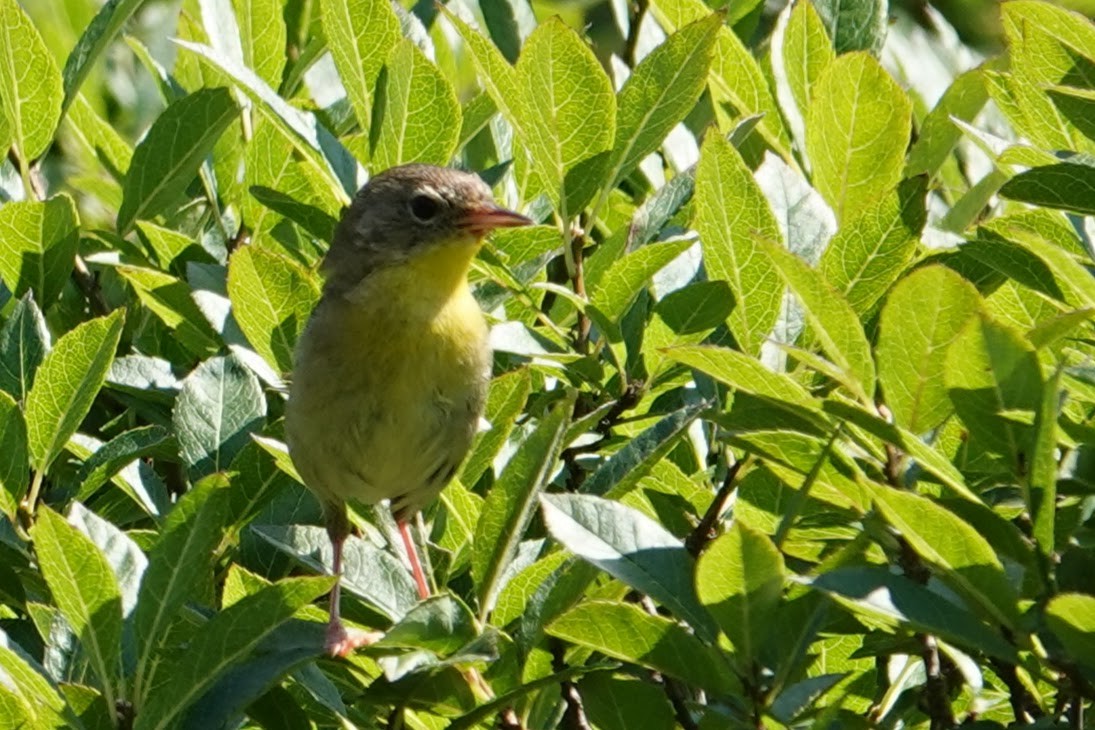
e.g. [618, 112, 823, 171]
[460, 205, 533, 237]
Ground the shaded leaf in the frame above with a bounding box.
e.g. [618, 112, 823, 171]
[867, 482, 1021, 629]
[0, 291, 50, 403]
[0, 195, 79, 306]
[117, 87, 238, 233]
[473, 396, 572, 618]
[541, 493, 718, 641]
[173, 354, 266, 479]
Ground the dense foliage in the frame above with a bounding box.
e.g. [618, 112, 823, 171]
[3, 0, 1095, 727]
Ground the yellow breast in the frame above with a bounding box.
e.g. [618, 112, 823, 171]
[285, 241, 490, 513]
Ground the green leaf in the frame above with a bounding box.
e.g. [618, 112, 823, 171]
[581, 399, 706, 498]
[0, 0, 62, 162]
[781, 0, 835, 116]
[0, 644, 71, 729]
[0, 195, 80, 307]
[590, 239, 694, 326]
[116, 87, 239, 234]
[132, 476, 232, 707]
[473, 395, 572, 618]
[809, 567, 1017, 661]
[0, 291, 50, 403]
[227, 246, 320, 375]
[820, 176, 927, 315]
[461, 368, 531, 487]
[0, 391, 26, 519]
[1045, 593, 1095, 669]
[695, 522, 785, 662]
[225, 441, 299, 529]
[945, 312, 1043, 472]
[251, 524, 417, 620]
[31, 506, 123, 708]
[579, 674, 675, 730]
[173, 354, 267, 479]
[61, 0, 150, 112]
[76, 426, 171, 502]
[232, 0, 287, 88]
[1029, 367, 1060, 558]
[547, 600, 737, 696]
[606, 15, 720, 189]
[997, 2, 1095, 152]
[116, 265, 221, 356]
[759, 238, 875, 402]
[67, 501, 148, 618]
[999, 163, 1095, 216]
[806, 52, 911, 222]
[516, 17, 615, 213]
[812, 0, 888, 55]
[666, 345, 824, 419]
[1003, 224, 1095, 308]
[877, 264, 981, 433]
[693, 133, 781, 355]
[541, 493, 718, 642]
[867, 483, 1021, 629]
[320, 0, 400, 140]
[650, 0, 790, 152]
[135, 576, 333, 730]
[173, 39, 352, 204]
[822, 400, 977, 502]
[441, 8, 526, 144]
[375, 594, 478, 655]
[906, 69, 989, 177]
[25, 309, 125, 474]
[371, 40, 462, 168]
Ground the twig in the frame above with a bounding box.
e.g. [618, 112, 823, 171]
[551, 639, 591, 730]
[989, 658, 1041, 723]
[73, 255, 111, 316]
[686, 455, 753, 557]
[920, 634, 955, 729]
[638, 598, 699, 730]
[623, 0, 650, 67]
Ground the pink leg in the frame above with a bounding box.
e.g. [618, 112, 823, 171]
[398, 518, 431, 600]
[324, 506, 382, 657]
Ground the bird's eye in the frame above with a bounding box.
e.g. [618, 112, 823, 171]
[409, 194, 441, 222]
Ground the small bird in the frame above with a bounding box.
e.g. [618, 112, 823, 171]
[285, 164, 531, 656]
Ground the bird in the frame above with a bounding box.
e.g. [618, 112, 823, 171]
[284, 164, 531, 657]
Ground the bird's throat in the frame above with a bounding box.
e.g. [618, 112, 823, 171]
[343, 239, 481, 320]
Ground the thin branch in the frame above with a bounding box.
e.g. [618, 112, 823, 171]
[989, 658, 1042, 723]
[686, 454, 753, 557]
[920, 634, 955, 729]
[551, 639, 591, 730]
[639, 598, 699, 730]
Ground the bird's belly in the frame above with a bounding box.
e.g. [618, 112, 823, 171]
[286, 289, 489, 513]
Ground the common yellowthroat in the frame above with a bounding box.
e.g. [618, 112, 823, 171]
[285, 164, 531, 656]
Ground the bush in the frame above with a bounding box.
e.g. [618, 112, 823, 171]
[2, 0, 1095, 727]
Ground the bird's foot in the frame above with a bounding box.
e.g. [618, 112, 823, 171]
[325, 622, 382, 658]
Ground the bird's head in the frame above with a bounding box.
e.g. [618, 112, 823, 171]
[321, 164, 531, 295]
